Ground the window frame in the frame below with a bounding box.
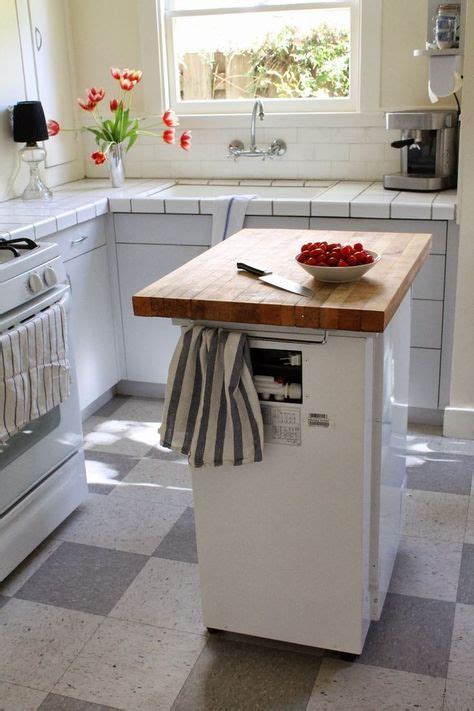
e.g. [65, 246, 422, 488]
[160, 0, 361, 115]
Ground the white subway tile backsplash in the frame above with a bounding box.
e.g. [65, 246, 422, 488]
[81, 113, 399, 184]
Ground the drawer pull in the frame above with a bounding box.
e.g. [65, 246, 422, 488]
[71, 235, 88, 245]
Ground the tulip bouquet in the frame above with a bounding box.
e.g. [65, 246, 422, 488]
[48, 66, 191, 186]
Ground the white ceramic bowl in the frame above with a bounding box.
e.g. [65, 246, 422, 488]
[296, 250, 381, 283]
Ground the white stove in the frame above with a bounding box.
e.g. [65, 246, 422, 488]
[0, 238, 66, 316]
[0, 237, 87, 581]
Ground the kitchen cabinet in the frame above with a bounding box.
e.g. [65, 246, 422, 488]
[48, 217, 118, 413]
[114, 214, 211, 385]
[24, 0, 76, 167]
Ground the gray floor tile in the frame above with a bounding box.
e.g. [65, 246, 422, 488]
[0, 598, 102, 692]
[0, 539, 63, 597]
[54, 617, 206, 711]
[448, 604, 474, 681]
[106, 396, 164, 423]
[153, 507, 198, 563]
[110, 557, 204, 635]
[404, 490, 469, 542]
[82, 416, 159, 458]
[0, 594, 9, 607]
[389, 535, 462, 602]
[0, 681, 47, 710]
[407, 452, 473, 495]
[358, 593, 455, 677]
[84, 450, 141, 495]
[458, 544, 474, 605]
[118, 458, 193, 508]
[39, 694, 120, 710]
[172, 636, 320, 711]
[53, 489, 184, 555]
[15, 542, 148, 615]
[307, 659, 445, 710]
[93, 395, 131, 418]
[444, 678, 474, 710]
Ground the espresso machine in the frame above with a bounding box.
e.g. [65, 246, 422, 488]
[383, 110, 458, 191]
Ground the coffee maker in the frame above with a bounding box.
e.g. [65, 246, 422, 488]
[383, 110, 458, 191]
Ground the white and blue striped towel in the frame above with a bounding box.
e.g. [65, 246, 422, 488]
[0, 303, 70, 443]
[160, 326, 263, 468]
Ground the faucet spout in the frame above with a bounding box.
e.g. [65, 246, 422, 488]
[250, 100, 264, 152]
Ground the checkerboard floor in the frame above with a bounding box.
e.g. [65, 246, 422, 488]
[1, 397, 473, 710]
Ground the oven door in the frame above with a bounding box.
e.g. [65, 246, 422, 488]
[0, 286, 83, 516]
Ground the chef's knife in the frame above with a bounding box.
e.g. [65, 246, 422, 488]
[237, 262, 313, 298]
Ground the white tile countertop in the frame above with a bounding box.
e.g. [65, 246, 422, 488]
[0, 178, 457, 240]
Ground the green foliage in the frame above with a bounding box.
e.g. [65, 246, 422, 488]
[244, 24, 349, 99]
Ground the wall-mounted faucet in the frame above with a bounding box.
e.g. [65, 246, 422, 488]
[228, 100, 286, 160]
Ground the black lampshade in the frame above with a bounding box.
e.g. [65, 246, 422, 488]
[13, 101, 49, 143]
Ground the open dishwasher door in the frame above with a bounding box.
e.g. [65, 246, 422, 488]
[192, 328, 377, 654]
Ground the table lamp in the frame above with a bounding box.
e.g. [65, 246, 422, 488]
[13, 101, 52, 200]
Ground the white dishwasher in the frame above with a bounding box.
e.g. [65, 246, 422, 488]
[184, 293, 409, 655]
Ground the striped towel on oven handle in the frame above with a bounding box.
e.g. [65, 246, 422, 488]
[160, 325, 264, 468]
[0, 302, 71, 443]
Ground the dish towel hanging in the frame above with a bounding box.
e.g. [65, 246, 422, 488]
[160, 325, 264, 467]
[210, 195, 256, 246]
[0, 302, 71, 443]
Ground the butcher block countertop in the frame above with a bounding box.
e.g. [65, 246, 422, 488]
[132, 228, 432, 333]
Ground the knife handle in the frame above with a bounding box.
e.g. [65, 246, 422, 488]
[237, 262, 271, 276]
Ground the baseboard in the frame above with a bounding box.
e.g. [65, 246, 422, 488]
[116, 380, 166, 398]
[408, 407, 443, 426]
[443, 406, 474, 439]
[81, 388, 115, 422]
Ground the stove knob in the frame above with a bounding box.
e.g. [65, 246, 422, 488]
[28, 272, 44, 294]
[44, 266, 58, 287]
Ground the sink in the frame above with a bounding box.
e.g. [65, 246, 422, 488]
[149, 184, 331, 199]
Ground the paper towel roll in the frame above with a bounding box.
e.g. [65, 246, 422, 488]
[429, 55, 463, 101]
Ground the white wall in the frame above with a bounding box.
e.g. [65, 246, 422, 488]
[69, 0, 457, 182]
[0, 0, 83, 203]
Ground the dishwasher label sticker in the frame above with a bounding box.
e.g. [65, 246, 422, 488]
[260, 405, 301, 446]
[308, 412, 330, 427]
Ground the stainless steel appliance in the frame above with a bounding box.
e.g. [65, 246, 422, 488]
[0, 237, 87, 581]
[383, 110, 458, 191]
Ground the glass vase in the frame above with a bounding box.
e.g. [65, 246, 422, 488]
[109, 143, 125, 188]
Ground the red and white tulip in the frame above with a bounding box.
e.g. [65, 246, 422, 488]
[88, 87, 105, 104]
[47, 119, 60, 137]
[162, 109, 179, 127]
[91, 150, 107, 165]
[179, 130, 192, 151]
[162, 129, 176, 145]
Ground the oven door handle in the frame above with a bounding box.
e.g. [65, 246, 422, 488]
[0, 285, 70, 334]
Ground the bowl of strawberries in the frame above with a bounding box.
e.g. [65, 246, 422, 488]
[295, 239, 381, 283]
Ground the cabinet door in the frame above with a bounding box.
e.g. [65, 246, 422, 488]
[28, 0, 76, 167]
[117, 244, 207, 383]
[66, 245, 119, 412]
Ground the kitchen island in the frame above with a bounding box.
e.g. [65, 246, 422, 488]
[133, 228, 431, 654]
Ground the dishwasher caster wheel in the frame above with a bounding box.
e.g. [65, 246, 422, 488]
[207, 627, 222, 635]
[339, 652, 359, 662]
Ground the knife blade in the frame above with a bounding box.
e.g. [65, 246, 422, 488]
[237, 262, 313, 298]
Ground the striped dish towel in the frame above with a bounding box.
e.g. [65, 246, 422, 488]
[0, 303, 71, 443]
[160, 326, 264, 468]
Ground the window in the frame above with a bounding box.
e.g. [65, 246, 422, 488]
[161, 0, 360, 113]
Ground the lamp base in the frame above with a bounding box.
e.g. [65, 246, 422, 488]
[20, 143, 53, 201]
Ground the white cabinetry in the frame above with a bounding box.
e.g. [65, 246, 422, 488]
[18, 0, 76, 167]
[115, 215, 211, 385]
[55, 218, 119, 413]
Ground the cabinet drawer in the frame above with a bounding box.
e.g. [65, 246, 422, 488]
[308, 218, 447, 254]
[52, 217, 106, 262]
[409, 348, 441, 409]
[411, 300, 443, 349]
[115, 214, 212, 245]
[412, 255, 445, 300]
